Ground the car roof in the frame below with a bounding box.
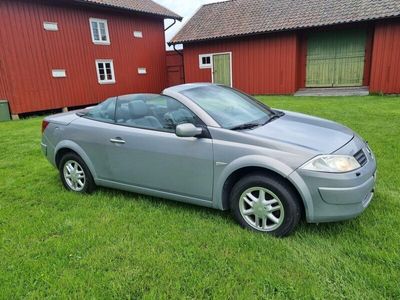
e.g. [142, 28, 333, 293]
[114, 84, 219, 100]
[163, 83, 216, 95]
[116, 93, 163, 101]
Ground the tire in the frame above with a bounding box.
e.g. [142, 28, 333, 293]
[59, 152, 96, 194]
[230, 173, 301, 237]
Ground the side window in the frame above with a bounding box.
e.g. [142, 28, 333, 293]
[96, 60, 115, 84]
[115, 95, 202, 132]
[85, 98, 116, 123]
[90, 18, 110, 45]
[199, 54, 212, 69]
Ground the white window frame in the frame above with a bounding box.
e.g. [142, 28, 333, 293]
[95, 60, 115, 84]
[133, 31, 143, 38]
[199, 54, 212, 69]
[43, 22, 59, 31]
[52, 69, 66, 78]
[89, 18, 110, 45]
[138, 68, 147, 75]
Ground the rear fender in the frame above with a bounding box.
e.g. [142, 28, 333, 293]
[55, 140, 98, 180]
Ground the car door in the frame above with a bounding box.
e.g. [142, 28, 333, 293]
[71, 97, 121, 181]
[106, 94, 214, 201]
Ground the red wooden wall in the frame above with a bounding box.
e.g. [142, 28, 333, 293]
[182, 22, 396, 95]
[166, 51, 184, 87]
[183, 33, 300, 95]
[370, 20, 400, 94]
[363, 26, 375, 87]
[0, 0, 168, 114]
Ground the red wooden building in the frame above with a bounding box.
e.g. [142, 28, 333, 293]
[170, 0, 400, 95]
[0, 0, 181, 117]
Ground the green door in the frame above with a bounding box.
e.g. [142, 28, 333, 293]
[213, 54, 231, 86]
[306, 29, 367, 87]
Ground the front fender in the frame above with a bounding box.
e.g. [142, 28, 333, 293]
[213, 155, 294, 210]
[54, 140, 98, 180]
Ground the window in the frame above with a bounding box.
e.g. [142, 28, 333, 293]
[96, 60, 115, 84]
[115, 94, 202, 132]
[199, 54, 212, 69]
[84, 98, 116, 123]
[90, 18, 110, 45]
[133, 31, 143, 38]
[138, 68, 147, 75]
[43, 22, 58, 31]
[52, 69, 66, 78]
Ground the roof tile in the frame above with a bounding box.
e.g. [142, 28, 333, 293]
[171, 0, 400, 43]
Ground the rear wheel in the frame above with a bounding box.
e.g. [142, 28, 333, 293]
[59, 153, 95, 194]
[230, 174, 301, 237]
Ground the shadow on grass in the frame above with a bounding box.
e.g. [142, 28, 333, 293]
[54, 173, 358, 238]
[97, 185, 357, 238]
[297, 220, 354, 237]
[95, 185, 232, 219]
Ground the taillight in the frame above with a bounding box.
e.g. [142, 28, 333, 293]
[42, 120, 49, 134]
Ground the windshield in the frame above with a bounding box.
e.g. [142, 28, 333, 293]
[181, 85, 273, 129]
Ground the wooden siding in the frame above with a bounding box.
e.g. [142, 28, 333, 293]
[295, 33, 307, 90]
[370, 20, 400, 94]
[363, 27, 374, 87]
[182, 23, 384, 94]
[0, 15, 12, 104]
[183, 33, 299, 95]
[0, 0, 168, 114]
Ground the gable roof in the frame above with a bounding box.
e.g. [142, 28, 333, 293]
[170, 0, 400, 44]
[74, 0, 182, 20]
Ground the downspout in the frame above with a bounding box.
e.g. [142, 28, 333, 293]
[172, 44, 185, 84]
[165, 18, 185, 84]
[164, 19, 177, 32]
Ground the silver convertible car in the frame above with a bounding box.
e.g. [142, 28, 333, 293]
[41, 84, 376, 236]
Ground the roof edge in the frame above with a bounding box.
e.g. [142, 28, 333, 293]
[72, 0, 183, 20]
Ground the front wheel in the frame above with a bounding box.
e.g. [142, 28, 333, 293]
[230, 174, 301, 237]
[59, 153, 96, 194]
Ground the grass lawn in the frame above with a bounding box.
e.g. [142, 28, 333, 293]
[1, 95, 399, 299]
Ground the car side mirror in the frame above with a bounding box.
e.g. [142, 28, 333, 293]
[175, 123, 203, 138]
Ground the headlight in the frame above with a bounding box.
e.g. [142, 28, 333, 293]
[301, 155, 361, 173]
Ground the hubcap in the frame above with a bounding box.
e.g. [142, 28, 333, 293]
[63, 160, 86, 192]
[239, 187, 284, 232]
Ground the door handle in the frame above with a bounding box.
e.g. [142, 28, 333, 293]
[110, 138, 126, 144]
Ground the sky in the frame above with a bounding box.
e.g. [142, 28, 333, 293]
[153, 0, 226, 49]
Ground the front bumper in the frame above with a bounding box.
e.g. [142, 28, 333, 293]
[318, 174, 375, 206]
[289, 137, 377, 223]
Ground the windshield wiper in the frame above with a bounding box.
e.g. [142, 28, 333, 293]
[231, 111, 285, 131]
[230, 123, 261, 131]
[263, 111, 285, 125]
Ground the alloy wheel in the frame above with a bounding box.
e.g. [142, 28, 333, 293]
[63, 160, 86, 192]
[239, 187, 284, 231]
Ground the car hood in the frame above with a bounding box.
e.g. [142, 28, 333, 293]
[248, 110, 354, 154]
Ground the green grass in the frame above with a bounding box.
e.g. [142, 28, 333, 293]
[1, 95, 399, 299]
